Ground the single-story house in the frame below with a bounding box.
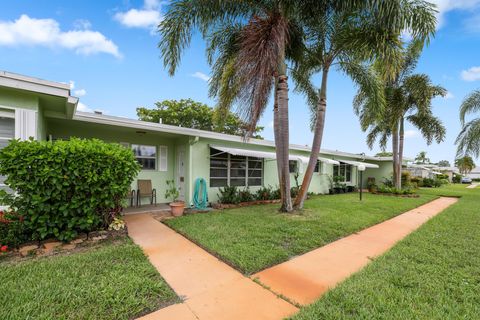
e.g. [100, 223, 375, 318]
[0, 70, 395, 205]
[465, 167, 480, 180]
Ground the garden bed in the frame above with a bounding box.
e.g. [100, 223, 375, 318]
[212, 199, 281, 209]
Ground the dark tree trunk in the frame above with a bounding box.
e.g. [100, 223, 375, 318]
[294, 67, 329, 209]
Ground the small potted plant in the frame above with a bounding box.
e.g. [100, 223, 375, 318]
[165, 180, 185, 216]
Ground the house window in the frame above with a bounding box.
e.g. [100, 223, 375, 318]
[333, 163, 352, 182]
[314, 160, 321, 173]
[289, 160, 298, 173]
[0, 116, 14, 149]
[132, 144, 156, 170]
[0, 114, 15, 194]
[209, 148, 263, 187]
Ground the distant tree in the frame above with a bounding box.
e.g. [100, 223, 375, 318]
[456, 89, 480, 158]
[375, 151, 393, 157]
[137, 99, 263, 138]
[415, 151, 430, 164]
[455, 156, 476, 175]
[437, 160, 450, 167]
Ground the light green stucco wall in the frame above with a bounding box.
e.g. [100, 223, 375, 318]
[0, 87, 45, 139]
[189, 138, 360, 203]
[362, 161, 393, 187]
[46, 118, 190, 204]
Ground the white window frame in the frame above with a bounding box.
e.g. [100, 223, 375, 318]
[333, 163, 353, 182]
[209, 149, 263, 187]
[132, 144, 157, 171]
[159, 145, 168, 172]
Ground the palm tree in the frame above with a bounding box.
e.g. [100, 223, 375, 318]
[158, 0, 324, 212]
[456, 89, 480, 158]
[415, 151, 430, 164]
[355, 40, 446, 189]
[455, 156, 476, 175]
[286, 1, 437, 208]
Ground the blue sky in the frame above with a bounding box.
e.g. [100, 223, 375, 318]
[1, 0, 480, 164]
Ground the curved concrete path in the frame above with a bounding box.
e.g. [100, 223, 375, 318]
[125, 196, 457, 319]
[124, 213, 297, 320]
[253, 197, 458, 305]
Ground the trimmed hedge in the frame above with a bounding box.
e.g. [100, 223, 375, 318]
[0, 138, 140, 242]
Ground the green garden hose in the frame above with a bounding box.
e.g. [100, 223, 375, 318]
[193, 178, 208, 209]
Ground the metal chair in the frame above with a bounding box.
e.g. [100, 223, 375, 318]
[136, 179, 156, 206]
[126, 188, 136, 207]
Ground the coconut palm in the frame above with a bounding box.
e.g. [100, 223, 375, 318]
[355, 40, 446, 189]
[456, 89, 480, 158]
[455, 156, 476, 175]
[290, 1, 437, 208]
[415, 151, 430, 164]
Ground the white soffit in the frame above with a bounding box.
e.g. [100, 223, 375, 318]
[340, 159, 379, 169]
[211, 145, 340, 165]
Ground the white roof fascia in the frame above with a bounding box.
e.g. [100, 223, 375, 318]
[210, 145, 340, 165]
[340, 159, 380, 169]
[0, 70, 71, 98]
[74, 111, 387, 162]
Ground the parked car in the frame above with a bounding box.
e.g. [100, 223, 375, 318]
[461, 177, 472, 184]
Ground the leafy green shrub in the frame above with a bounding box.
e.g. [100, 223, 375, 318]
[382, 177, 394, 188]
[218, 186, 240, 204]
[410, 176, 423, 187]
[0, 138, 140, 242]
[255, 185, 280, 201]
[238, 188, 254, 203]
[452, 174, 461, 184]
[401, 171, 411, 187]
[0, 211, 29, 248]
[290, 186, 299, 198]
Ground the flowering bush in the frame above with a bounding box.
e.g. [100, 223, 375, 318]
[0, 210, 29, 248]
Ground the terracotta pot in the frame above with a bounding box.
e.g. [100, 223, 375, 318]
[170, 201, 185, 217]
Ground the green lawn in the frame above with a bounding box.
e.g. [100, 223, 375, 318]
[0, 237, 179, 320]
[166, 192, 436, 274]
[291, 184, 480, 319]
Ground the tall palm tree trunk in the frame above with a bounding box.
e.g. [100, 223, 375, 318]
[276, 73, 293, 212]
[392, 122, 400, 189]
[294, 67, 329, 209]
[273, 79, 285, 203]
[398, 117, 405, 188]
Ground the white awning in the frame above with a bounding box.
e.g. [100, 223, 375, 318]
[340, 159, 379, 169]
[432, 171, 443, 175]
[210, 145, 340, 165]
[210, 145, 277, 159]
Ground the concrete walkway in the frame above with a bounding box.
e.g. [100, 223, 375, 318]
[253, 197, 458, 305]
[466, 183, 479, 189]
[124, 214, 297, 320]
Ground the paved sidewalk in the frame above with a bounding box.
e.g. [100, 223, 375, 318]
[253, 197, 458, 305]
[466, 183, 479, 189]
[124, 214, 297, 320]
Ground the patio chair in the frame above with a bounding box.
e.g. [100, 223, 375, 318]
[137, 179, 156, 206]
[125, 188, 136, 207]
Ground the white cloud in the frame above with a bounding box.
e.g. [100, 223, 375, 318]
[191, 71, 211, 82]
[114, 0, 163, 31]
[0, 15, 121, 58]
[74, 89, 86, 97]
[69, 80, 75, 90]
[268, 120, 274, 128]
[461, 66, 480, 81]
[77, 102, 92, 112]
[404, 130, 420, 138]
[429, 0, 480, 28]
[444, 91, 454, 99]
